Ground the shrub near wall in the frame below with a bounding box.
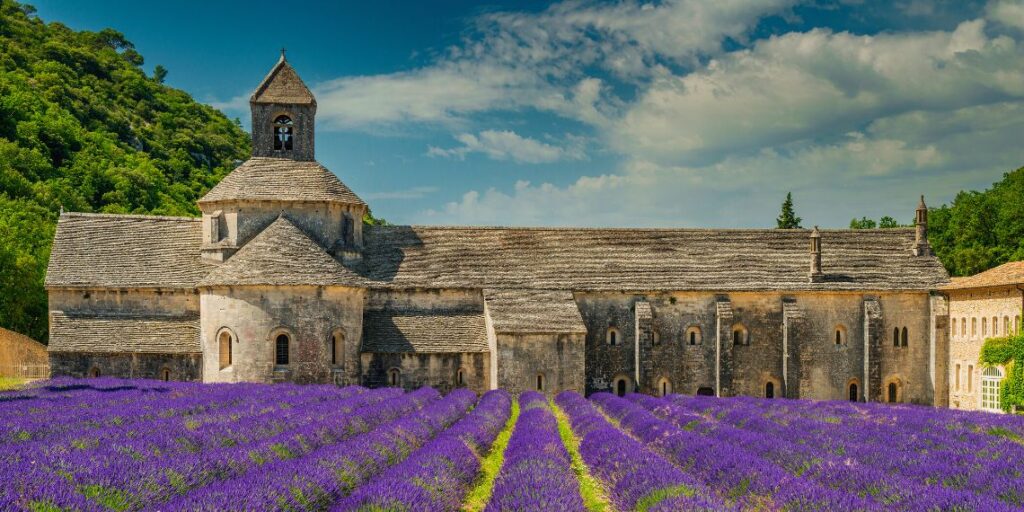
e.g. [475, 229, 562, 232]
[981, 333, 1024, 413]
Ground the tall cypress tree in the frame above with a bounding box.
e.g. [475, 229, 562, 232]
[776, 192, 803, 229]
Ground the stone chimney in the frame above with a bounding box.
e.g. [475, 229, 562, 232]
[809, 226, 824, 283]
[913, 195, 931, 256]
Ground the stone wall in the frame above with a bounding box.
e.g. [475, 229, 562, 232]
[947, 285, 1023, 411]
[577, 290, 939, 404]
[49, 352, 201, 381]
[494, 333, 585, 395]
[0, 328, 49, 378]
[251, 102, 315, 161]
[360, 352, 489, 394]
[200, 285, 364, 384]
[49, 288, 199, 316]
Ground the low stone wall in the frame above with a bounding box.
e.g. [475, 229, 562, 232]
[0, 328, 49, 378]
[49, 352, 202, 381]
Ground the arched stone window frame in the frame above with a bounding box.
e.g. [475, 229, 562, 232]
[160, 367, 171, 382]
[1016, 315, 1021, 334]
[89, 367, 101, 378]
[884, 376, 902, 403]
[387, 367, 402, 387]
[892, 327, 900, 347]
[981, 366, 1004, 412]
[982, 317, 988, 337]
[657, 377, 672, 397]
[731, 323, 749, 346]
[606, 327, 621, 346]
[685, 325, 702, 346]
[971, 317, 977, 337]
[834, 324, 848, 346]
[329, 328, 346, 367]
[269, 327, 294, 368]
[611, 373, 632, 397]
[901, 327, 908, 347]
[950, 317, 956, 338]
[1004, 316, 1010, 336]
[962, 317, 967, 337]
[272, 112, 295, 151]
[536, 373, 545, 392]
[847, 377, 861, 402]
[763, 376, 781, 399]
[456, 368, 466, 387]
[216, 327, 236, 371]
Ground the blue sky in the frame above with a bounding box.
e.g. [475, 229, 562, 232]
[31, 0, 1024, 228]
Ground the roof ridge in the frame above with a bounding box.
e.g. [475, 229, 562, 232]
[375, 224, 916, 234]
[60, 212, 201, 222]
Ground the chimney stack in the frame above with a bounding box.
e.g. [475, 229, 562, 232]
[913, 195, 931, 256]
[809, 226, 824, 283]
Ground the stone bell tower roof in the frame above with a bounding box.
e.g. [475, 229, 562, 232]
[250, 51, 316, 105]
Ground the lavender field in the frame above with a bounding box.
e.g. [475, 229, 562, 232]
[2, 379, 1023, 511]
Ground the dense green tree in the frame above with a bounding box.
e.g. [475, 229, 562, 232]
[849, 217, 877, 229]
[0, 0, 250, 341]
[776, 192, 802, 229]
[152, 64, 167, 84]
[928, 166, 1024, 276]
[878, 216, 902, 229]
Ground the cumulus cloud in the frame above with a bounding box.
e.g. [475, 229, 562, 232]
[365, 186, 439, 200]
[426, 130, 586, 164]
[988, 0, 1024, 30]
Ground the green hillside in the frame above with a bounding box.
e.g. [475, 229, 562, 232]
[0, 1, 250, 341]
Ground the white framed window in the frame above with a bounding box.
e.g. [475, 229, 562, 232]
[981, 366, 1004, 412]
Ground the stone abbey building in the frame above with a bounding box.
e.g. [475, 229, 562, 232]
[46, 55, 955, 404]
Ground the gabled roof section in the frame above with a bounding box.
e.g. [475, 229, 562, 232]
[941, 261, 1024, 290]
[199, 216, 365, 287]
[46, 213, 207, 289]
[49, 312, 200, 354]
[358, 226, 950, 292]
[198, 157, 366, 206]
[484, 289, 587, 334]
[361, 308, 488, 353]
[250, 54, 315, 105]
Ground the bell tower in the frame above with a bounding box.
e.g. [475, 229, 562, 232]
[250, 50, 316, 161]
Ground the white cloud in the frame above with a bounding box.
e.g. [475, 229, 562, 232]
[988, 0, 1024, 30]
[426, 130, 585, 164]
[611, 20, 1024, 164]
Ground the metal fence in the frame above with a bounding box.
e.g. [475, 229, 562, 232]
[0, 364, 50, 379]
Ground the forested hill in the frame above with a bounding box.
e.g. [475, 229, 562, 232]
[0, 0, 250, 341]
[928, 165, 1024, 277]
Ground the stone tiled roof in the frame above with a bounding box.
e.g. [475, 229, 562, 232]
[484, 289, 586, 334]
[198, 158, 365, 206]
[199, 217, 366, 287]
[940, 261, 1024, 290]
[49, 312, 200, 354]
[46, 213, 207, 289]
[361, 309, 489, 353]
[358, 226, 950, 292]
[251, 55, 315, 105]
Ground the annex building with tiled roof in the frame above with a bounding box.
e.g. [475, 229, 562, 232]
[46, 55, 962, 404]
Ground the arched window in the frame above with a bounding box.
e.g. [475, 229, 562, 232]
[982, 317, 988, 337]
[275, 333, 290, 366]
[992, 316, 998, 337]
[536, 374, 545, 392]
[696, 387, 715, 397]
[273, 115, 294, 150]
[764, 381, 775, 399]
[607, 327, 620, 346]
[732, 324, 748, 346]
[612, 375, 631, 397]
[901, 327, 908, 347]
[888, 382, 898, 403]
[849, 382, 858, 402]
[161, 368, 171, 382]
[686, 326, 702, 346]
[834, 325, 847, 346]
[1004, 316, 1011, 336]
[658, 378, 672, 397]
[457, 368, 465, 387]
[955, 363, 961, 391]
[951, 318, 957, 338]
[218, 330, 233, 370]
[1016, 315, 1021, 334]
[981, 366, 1004, 412]
[968, 365, 974, 392]
[962, 317, 967, 337]
[972, 317, 977, 337]
[388, 368, 401, 387]
[331, 331, 344, 366]
[89, 367, 101, 378]
[893, 327, 900, 347]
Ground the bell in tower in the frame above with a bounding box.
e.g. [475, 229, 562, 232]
[250, 49, 316, 161]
